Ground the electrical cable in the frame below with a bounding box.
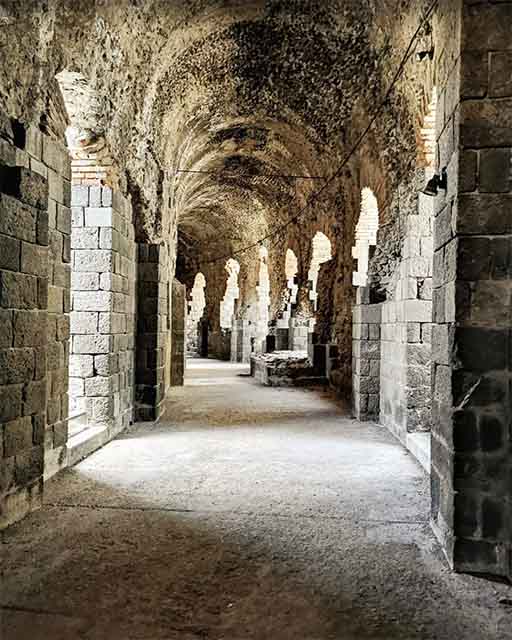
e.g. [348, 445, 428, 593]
[176, 168, 327, 181]
[189, 0, 438, 268]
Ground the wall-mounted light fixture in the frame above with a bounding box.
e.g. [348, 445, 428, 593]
[416, 21, 434, 62]
[416, 48, 434, 62]
[422, 168, 447, 197]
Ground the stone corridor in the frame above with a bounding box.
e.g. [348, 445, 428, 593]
[1, 360, 510, 640]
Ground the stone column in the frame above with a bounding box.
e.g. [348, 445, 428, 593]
[69, 185, 136, 438]
[171, 278, 186, 386]
[352, 288, 381, 421]
[135, 244, 169, 421]
[231, 318, 252, 363]
[431, 1, 512, 578]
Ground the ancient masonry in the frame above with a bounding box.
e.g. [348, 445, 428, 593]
[0, 0, 510, 582]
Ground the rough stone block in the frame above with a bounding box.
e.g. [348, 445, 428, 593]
[23, 380, 46, 415]
[407, 323, 421, 343]
[0, 348, 35, 385]
[56, 315, 70, 342]
[93, 354, 112, 376]
[73, 290, 112, 312]
[460, 99, 512, 148]
[13, 310, 47, 347]
[72, 228, 99, 249]
[0, 309, 13, 349]
[89, 186, 102, 207]
[71, 272, 99, 291]
[69, 354, 94, 378]
[459, 150, 477, 193]
[0, 194, 37, 242]
[62, 234, 71, 264]
[71, 186, 89, 207]
[99, 227, 115, 250]
[85, 376, 111, 397]
[42, 136, 65, 174]
[479, 149, 510, 193]
[98, 312, 125, 334]
[2, 166, 48, 211]
[85, 207, 113, 227]
[87, 396, 114, 423]
[0, 271, 38, 309]
[15, 446, 43, 486]
[21, 242, 47, 276]
[461, 50, 488, 99]
[102, 187, 113, 207]
[36, 209, 49, 247]
[3, 416, 33, 457]
[74, 249, 113, 272]
[70, 311, 97, 335]
[46, 341, 64, 373]
[47, 285, 63, 313]
[456, 327, 508, 372]
[479, 414, 504, 453]
[48, 169, 66, 205]
[69, 377, 85, 398]
[404, 300, 432, 323]
[53, 421, 68, 448]
[53, 263, 71, 290]
[26, 126, 42, 161]
[0, 383, 22, 421]
[71, 207, 84, 227]
[57, 205, 71, 236]
[73, 334, 111, 355]
[489, 52, 512, 98]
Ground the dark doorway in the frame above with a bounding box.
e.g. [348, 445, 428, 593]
[200, 320, 209, 357]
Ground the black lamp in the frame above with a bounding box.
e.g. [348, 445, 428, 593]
[416, 48, 434, 62]
[422, 168, 447, 197]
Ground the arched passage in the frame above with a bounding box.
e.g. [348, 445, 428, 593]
[254, 246, 271, 353]
[220, 258, 240, 330]
[0, 1, 509, 596]
[187, 272, 207, 356]
[308, 232, 333, 313]
[352, 188, 379, 288]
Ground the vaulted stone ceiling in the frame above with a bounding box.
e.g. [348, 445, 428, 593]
[0, 0, 430, 253]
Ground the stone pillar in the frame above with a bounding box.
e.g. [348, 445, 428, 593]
[0, 126, 50, 527]
[288, 317, 309, 352]
[171, 278, 186, 386]
[431, 2, 512, 578]
[135, 244, 169, 421]
[231, 319, 252, 363]
[377, 174, 434, 442]
[352, 288, 381, 421]
[69, 185, 136, 438]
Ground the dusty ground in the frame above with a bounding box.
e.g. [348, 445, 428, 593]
[1, 359, 511, 639]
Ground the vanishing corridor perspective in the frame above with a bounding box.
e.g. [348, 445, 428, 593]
[1, 360, 511, 639]
[0, 0, 511, 638]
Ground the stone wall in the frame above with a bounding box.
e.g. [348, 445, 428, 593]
[431, 0, 512, 579]
[0, 120, 51, 526]
[69, 184, 136, 439]
[379, 179, 434, 443]
[38, 131, 73, 480]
